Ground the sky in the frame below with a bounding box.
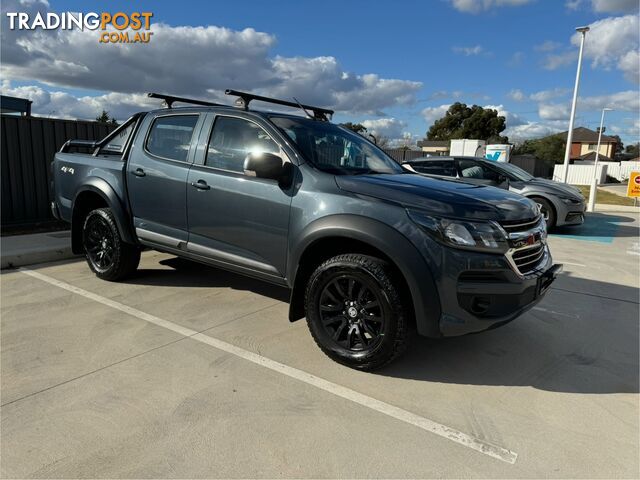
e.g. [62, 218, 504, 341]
[1, 0, 639, 146]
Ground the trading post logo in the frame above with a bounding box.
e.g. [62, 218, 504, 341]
[5, 11, 154, 44]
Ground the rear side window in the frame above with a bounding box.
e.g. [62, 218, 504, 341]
[98, 117, 137, 156]
[146, 115, 199, 162]
[206, 116, 279, 172]
[413, 161, 456, 177]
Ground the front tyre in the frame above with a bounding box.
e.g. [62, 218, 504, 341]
[532, 197, 556, 229]
[82, 208, 140, 281]
[305, 254, 408, 371]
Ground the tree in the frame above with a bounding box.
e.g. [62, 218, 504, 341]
[340, 122, 367, 135]
[625, 142, 640, 157]
[610, 135, 623, 155]
[426, 103, 508, 143]
[512, 135, 566, 164]
[96, 110, 119, 125]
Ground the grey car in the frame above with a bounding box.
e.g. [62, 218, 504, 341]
[52, 91, 561, 370]
[403, 156, 586, 228]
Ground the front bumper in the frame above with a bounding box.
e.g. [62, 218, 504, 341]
[436, 244, 562, 337]
[557, 199, 586, 226]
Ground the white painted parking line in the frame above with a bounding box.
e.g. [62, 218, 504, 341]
[19, 267, 518, 464]
[556, 261, 587, 267]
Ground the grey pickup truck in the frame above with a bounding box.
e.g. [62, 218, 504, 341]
[52, 90, 561, 370]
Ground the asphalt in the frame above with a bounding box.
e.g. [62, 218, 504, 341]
[1, 211, 638, 478]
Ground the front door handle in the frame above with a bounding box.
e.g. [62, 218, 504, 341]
[132, 168, 146, 177]
[191, 180, 210, 190]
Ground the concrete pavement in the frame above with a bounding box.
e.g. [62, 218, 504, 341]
[1, 211, 638, 478]
[1, 230, 78, 269]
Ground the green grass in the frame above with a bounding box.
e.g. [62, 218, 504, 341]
[575, 185, 636, 206]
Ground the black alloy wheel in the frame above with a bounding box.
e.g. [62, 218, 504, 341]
[305, 254, 409, 371]
[84, 213, 116, 272]
[82, 208, 140, 281]
[318, 274, 385, 352]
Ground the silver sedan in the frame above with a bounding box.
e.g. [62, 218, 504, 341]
[402, 156, 586, 229]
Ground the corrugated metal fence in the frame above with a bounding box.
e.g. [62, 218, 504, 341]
[1, 115, 116, 228]
[383, 148, 430, 163]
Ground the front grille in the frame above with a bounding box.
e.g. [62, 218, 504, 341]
[511, 243, 545, 274]
[499, 215, 542, 233]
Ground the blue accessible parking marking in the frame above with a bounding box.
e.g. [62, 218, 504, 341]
[550, 213, 630, 244]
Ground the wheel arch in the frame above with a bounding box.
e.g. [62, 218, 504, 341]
[71, 179, 135, 254]
[287, 215, 442, 338]
[527, 193, 558, 221]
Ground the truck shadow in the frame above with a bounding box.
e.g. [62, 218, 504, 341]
[126, 258, 638, 395]
[380, 274, 639, 394]
[126, 256, 290, 302]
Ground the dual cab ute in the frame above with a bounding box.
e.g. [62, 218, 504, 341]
[52, 90, 561, 370]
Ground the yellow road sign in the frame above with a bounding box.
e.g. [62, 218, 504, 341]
[627, 171, 640, 198]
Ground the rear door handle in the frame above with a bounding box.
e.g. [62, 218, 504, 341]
[132, 168, 146, 177]
[191, 180, 210, 190]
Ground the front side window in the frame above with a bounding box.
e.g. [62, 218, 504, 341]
[146, 115, 199, 162]
[269, 115, 403, 175]
[458, 159, 500, 181]
[412, 161, 456, 177]
[206, 116, 280, 172]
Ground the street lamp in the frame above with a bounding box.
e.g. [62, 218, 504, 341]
[561, 26, 590, 184]
[587, 107, 613, 212]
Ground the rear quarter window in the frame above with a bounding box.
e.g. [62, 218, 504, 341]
[145, 115, 199, 162]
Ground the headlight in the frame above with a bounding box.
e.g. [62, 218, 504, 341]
[407, 209, 508, 253]
[558, 195, 582, 205]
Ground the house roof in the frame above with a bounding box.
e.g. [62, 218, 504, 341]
[556, 126, 616, 143]
[417, 140, 449, 148]
[579, 151, 613, 162]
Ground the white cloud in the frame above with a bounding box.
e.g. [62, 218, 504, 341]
[421, 104, 452, 124]
[543, 15, 639, 83]
[542, 15, 639, 83]
[536, 90, 640, 122]
[0, 80, 156, 121]
[452, 45, 485, 56]
[591, 0, 639, 13]
[580, 90, 640, 111]
[508, 88, 570, 102]
[565, 0, 584, 10]
[484, 104, 526, 126]
[360, 118, 407, 139]
[543, 51, 576, 70]
[449, 0, 533, 14]
[539, 103, 571, 120]
[0, 0, 422, 116]
[534, 41, 562, 52]
[618, 50, 640, 84]
[508, 89, 526, 101]
[505, 122, 565, 142]
[529, 88, 571, 102]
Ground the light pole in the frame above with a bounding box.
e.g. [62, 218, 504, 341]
[587, 107, 613, 212]
[561, 26, 590, 184]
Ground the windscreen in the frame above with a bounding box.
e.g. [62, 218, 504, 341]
[490, 161, 534, 181]
[269, 116, 403, 175]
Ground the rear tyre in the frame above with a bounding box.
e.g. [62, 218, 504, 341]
[304, 254, 408, 371]
[82, 208, 140, 281]
[532, 197, 556, 229]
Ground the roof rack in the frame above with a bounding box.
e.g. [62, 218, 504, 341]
[147, 93, 224, 108]
[225, 89, 334, 121]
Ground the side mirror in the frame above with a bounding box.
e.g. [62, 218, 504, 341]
[243, 152, 284, 181]
[497, 174, 510, 189]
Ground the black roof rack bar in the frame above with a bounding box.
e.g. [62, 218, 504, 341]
[147, 92, 224, 109]
[225, 89, 334, 121]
